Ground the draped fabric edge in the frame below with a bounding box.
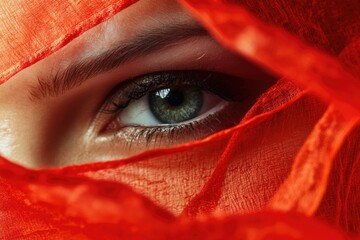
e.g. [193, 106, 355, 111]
[179, 0, 360, 119]
[0, 0, 358, 239]
[268, 105, 358, 215]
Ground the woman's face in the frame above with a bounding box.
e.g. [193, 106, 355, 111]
[0, 0, 275, 168]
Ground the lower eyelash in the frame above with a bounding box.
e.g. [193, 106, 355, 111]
[140, 122, 197, 146]
[120, 123, 196, 149]
[121, 107, 237, 149]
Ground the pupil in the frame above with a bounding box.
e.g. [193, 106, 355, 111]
[166, 90, 184, 107]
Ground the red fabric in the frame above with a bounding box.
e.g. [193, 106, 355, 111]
[0, 0, 138, 83]
[0, 0, 359, 239]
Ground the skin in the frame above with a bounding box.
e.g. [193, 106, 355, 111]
[0, 0, 307, 215]
[0, 0, 273, 168]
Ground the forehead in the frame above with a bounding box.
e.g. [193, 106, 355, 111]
[9, 0, 193, 83]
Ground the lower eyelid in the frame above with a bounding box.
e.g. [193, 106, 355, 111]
[104, 101, 249, 148]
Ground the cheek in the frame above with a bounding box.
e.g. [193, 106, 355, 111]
[77, 130, 295, 215]
[76, 83, 324, 216]
[77, 110, 313, 215]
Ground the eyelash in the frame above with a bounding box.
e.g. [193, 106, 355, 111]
[101, 71, 232, 113]
[99, 70, 252, 145]
[125, 111, 227, 147]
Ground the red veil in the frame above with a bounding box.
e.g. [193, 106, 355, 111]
[0, 0, 359, 239]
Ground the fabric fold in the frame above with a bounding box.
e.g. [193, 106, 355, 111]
[0, 0, 359, 239]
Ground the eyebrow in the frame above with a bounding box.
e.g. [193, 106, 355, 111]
[29, 22, 208, 100]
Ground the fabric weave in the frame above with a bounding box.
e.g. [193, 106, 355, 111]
[0, 0, 359, 239]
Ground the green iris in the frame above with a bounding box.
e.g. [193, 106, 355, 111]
[148, 87, 204, 124]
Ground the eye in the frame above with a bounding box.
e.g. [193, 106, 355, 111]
[98, 70, 270, 145]
[119, 85, 223, 126]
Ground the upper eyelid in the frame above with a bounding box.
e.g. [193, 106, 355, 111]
[29, 22, 209, 101]
[99, 70, 243, 115]
[100, 72, 179, 114]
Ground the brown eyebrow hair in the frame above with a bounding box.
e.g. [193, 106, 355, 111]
[29, 22, 208, 100]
